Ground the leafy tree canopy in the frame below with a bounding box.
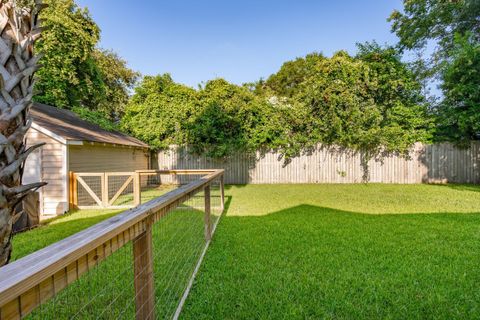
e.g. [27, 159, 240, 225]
[71, 106, 120, 132]
[121, 74, 198, 150]
[34, 0, 138, 129]
[294, 45, 432, 156]
[190, 79, 298, 158]
[435, 33, 480, 143]
[390, 0, 479, 143]
[122, 45, 432, 160]
[122, 75, 294, 158]
[254, 52, 325, 98]
[35, 0, 101, 108]
[92, 49, 140, 120]
[389, 0, 480, 76]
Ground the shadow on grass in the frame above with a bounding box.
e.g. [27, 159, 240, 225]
[12, 187, 480, 319]
[224, 184, 248, 190]
[183, 203, 480, 320]
[433, 183, 480, 193]
[10, 193, 232, 318]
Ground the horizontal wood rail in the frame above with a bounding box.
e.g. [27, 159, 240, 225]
[135, 169, 221, 175]
[70, 169, 219, 210]
[0, 169, 224, 320]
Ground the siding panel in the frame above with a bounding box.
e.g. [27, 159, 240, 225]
[26, 130, 149, 218]
[68, 144, 149, 173]
[25, 128, 67, 217]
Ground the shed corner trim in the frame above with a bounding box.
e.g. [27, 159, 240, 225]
[31, 122, 67, 145]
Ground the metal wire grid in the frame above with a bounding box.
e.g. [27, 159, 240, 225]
[27, 241, 134, 320]
[75, 173, 219, 209]
[25, 175, 223, 319]
[76, 176, 102, 207]
[139, 174, 178, 204]
[107, 175, 135, 207]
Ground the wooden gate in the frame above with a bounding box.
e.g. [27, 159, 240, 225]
[69, 172, 140, 210]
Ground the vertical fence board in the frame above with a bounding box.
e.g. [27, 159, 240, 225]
[133, 219, 154, 320]
[158, 143, 480, 184]
[204, 185, 212, 241]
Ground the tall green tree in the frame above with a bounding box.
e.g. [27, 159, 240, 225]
[122, 76, 297, 158]
[121, 74, 198, 150]
[191, 79, 293, 158]
[34, 0, 138, 125]
[34, 0, 102, 109]
[389, 0, 480, 77]
[390, 0, 480, 142]
[435, 34, 480, 143]
[294, 48, 431, 156]
[257, 52, 325, 98]
[123, 47, 431, 161]
[93, 49, 140, 120]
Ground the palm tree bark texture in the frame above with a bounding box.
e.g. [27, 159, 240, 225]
[0, 0, 45, 267]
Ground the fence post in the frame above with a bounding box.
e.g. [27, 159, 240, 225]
[133, 171, 141, 206]
[101, 173, 109, 207]
[69, 171, 78, 210]
[204, 184, 211, 241]
[220, 174, 225, 212]
[133, 218, 155, 320]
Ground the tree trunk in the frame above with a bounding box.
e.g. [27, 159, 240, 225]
[0, 0, 45, 267]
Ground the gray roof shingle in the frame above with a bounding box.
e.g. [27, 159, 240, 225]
[31, 103, 149, 148]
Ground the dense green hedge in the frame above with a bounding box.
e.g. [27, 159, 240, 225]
[122, 44, 432, 160]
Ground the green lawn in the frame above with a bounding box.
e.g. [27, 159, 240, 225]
[24, 209, 207, 320]
[12, 186, 218, 320]
[12, 209, 123, 261]
[12, 185, 175, 261]
[11, 184, 480, 319]
[181, 184, 480, 319]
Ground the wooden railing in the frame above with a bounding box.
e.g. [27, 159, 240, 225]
[0, 169, 225, 320]
[70, 169, 223, 210]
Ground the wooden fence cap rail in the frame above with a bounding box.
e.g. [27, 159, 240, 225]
[136, 169, 222, 175]
[0, 169, 224, 306]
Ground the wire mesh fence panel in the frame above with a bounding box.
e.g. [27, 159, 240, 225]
[76, 175, 103, 207]
[139, 173, 178, 204]
[107, 174, 135, 207]
[175, 176, 222, 221]
[209, 177, 223, 228]
[152, 192, 206, 319]
[26, 242, 135, 320]
[1, 170, 225, 320]
[172, 174, 208, 213]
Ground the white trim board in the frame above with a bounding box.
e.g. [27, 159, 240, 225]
[31, 122, 67, 145]
[32, 122, 147, 149]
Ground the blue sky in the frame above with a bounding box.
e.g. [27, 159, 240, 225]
[76, 0, 403, 88]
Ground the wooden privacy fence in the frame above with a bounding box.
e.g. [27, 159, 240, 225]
[0, 169, 225, 320]
[156, 142, 480, 184]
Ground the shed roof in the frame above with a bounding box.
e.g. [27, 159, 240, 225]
[31, 103, 149, 148]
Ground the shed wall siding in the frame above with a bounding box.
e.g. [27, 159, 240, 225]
[26, 128, 68, 217]
[68, 144, 149, 173]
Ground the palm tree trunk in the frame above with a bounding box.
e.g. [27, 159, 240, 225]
[0, 0, 45, 266]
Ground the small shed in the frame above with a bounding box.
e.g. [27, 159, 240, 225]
[24, 103, 150, 219]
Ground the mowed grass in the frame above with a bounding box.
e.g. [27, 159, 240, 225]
[10, 184, 480, 319]
[11, 187, 217, 319]
[181, 184, 480, 319]
[11, 186, 175, 261]
[25, 209, 207, 320]
[12, 209, 123, 261]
